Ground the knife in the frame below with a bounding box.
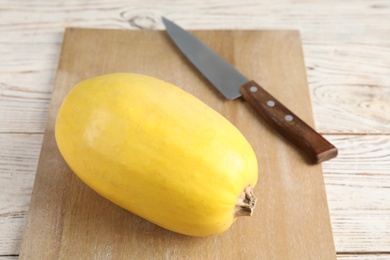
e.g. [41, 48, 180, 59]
[162, 17, 337, 164]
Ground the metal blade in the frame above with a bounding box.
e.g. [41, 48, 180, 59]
[162, 17, 249, 100]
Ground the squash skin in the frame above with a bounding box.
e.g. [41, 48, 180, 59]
[55, 73, 258, 236]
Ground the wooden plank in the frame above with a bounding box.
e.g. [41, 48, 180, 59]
[19, 28, 336, 259]
[322, 135, 390, 175]
[0, 215, 26, 256]
[323, 135, 390, 252]
[4, 254, 390, 260]
[305, 43, 390, 134]
[3, 41, 390, 134]
[0, 133, 41, 255]
[0, 257, 19, 260]
[1, 1, 390, 135]
[1, 0, 389, 258]
[0, 134, 40, 215]
[2, 134, 389, 254]
[337, 255, 390, 260]
[1, 0, 389, 40]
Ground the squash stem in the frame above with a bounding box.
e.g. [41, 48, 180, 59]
[234, 185, 258, 217]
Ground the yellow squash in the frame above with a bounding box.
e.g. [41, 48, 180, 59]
[55, 73, 258, 236]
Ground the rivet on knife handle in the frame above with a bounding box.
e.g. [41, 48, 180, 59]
[240, 80, 338, 164]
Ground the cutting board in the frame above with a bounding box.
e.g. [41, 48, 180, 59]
[20, 28, 336, 259]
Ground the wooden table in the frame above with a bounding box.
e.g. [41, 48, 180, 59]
[1, 1, 389, 259]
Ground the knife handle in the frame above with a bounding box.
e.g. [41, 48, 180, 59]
[240, 80, 337, 164]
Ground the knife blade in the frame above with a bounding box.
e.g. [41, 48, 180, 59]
[162, 17, 337, 164]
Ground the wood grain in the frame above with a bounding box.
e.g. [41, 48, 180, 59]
[337, 255, 390, 260]
[18, 28, 336, 259]
[1, 1, 390, 259]
[1, 134, 389, 255]
[0, 1, 389, 135]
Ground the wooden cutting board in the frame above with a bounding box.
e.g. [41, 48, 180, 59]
[20, 28, 336, 259]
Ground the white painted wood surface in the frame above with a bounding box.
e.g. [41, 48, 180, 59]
[0, 0, 389, 258]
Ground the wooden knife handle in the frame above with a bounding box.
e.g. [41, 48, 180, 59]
[240, 80, 337, 164]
